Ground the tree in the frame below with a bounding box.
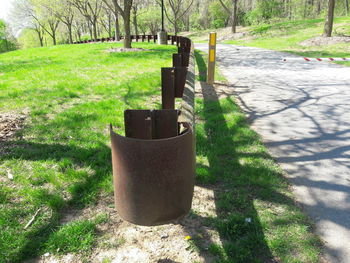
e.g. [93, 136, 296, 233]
[219, 0, 239, 33]
[323, 0, 335, 37]
[103, 0, 133, 48]
[38, 0, 76, 44]
[9, 0, 47, 46]
[163, 0, 194, 35]
[102, 0, 121, 41]
[138, 5, 161, 35]
[346, 0, 349, 15]
[100, 5, 114, 38]
[0, 20, 17, 53]
[70, 0, 103, 41]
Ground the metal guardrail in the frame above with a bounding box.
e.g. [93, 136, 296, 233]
[73, 34, 159, 44]
[74, 35, 195, 226]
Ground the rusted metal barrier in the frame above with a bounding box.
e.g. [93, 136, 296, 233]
[71, 35, 195, 226]
[74, 35, 195, 226]
[109, 35, 195, 226]
[74, 34, 169, 45]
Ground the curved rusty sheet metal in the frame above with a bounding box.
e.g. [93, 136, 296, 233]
[110, 123, 195, 226]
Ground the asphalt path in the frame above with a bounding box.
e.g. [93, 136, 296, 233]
[195, 43, 350, 262]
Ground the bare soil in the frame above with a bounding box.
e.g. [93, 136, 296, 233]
[32, 186, 222, 263]
[0, 111, 28, 142]
[106, 48, 147, 53]
[195, 81, 235, 101]
[299, 36, 350, 46]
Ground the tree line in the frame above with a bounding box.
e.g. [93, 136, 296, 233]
[3, 0, 349, 51]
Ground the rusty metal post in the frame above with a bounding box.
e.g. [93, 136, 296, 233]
[152, 110, 179, 139]
[173, 53, 182, 67]
[207, 32, 217, 85]
[124, 110, 178, 139]
[174, 67, 188, 98]
[181, 53, 190, 67]
[161, 67, 175, 110]
[125, 110, 153, 139]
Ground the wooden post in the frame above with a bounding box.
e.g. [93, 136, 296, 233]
[207, 32, 217, 85]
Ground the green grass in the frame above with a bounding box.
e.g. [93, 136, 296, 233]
[0, 41, 323, 262]
[192, 51, 322, 262]
[195, 50, 226, 82]
[224, 16, 350, 66]
[0, 42, 176, 262]
[44, 219, 96, 254]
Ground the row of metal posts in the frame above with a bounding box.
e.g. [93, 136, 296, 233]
[109, 35, 196, 226]
[73, 35, 159, 44]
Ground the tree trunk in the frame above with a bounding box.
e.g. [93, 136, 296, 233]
[108, 14, 112, 38]
[323, 0, 335, 37]
[185, 15, 190, 31]
[37, 31, 43, 47]
[316, 0, 321, 15]
[231, 0, 238, 33]
[68, 24, 73, 44]
[345, 0, 349, 15]
[115, 13, 120, 41]
[124, 15, 131, 48]
[174, 20, 178, 36]
[93, 20, 98, 40]
[88, 23, 93, 39]
[132, 7, 138, 35]
[52, 33, 56, 45]
[133, 14, 138, 35]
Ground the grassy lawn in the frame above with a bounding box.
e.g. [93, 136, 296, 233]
[0, 42, 176, 262]
[0, 41, 323, 262]
[224, 16, 350, 66]
[193, 52, 322, 262]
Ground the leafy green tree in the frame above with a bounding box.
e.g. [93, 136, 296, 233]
[138, 6, 161, 35]
[209, 0, 229, 29]
[0, 19, 17, 53]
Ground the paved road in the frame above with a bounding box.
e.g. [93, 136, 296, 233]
[195, 43, 350, 262]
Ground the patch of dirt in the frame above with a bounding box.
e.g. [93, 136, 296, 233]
[195, 81, 235, 100]
[217, 31, 250, 42]
[180, 26, 253, 42]
[299, 36, 350, 46]
[35, 186, 222, 263]
[0, 110, 29, 155]
[106, 48, 147, 53]
[0, 110, 28, 142]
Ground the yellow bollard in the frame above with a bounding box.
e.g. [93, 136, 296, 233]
[207, 32, 217, 85]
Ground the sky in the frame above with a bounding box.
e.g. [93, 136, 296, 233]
[0, 0, 14, 21]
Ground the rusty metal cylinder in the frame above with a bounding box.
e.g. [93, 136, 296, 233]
[110, 123, 195, 226]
